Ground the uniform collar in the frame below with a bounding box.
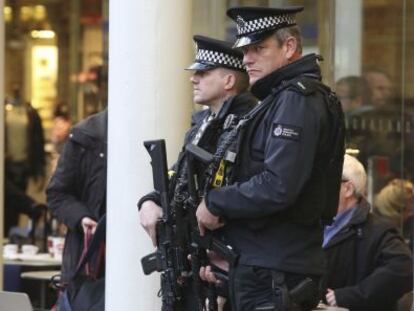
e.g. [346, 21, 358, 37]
[250, 54, 322, 100]
[217, 92, 257, 120]
[323, 198, 371, 248]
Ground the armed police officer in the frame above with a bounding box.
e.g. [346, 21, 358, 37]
[138, 35, 256, 310]
[196, 6, 345, 311]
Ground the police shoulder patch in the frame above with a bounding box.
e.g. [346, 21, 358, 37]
[272, 123, 302, 141]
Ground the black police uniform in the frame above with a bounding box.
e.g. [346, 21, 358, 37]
[137, 35, 257, 311]
[139, 92, 257, 207]
[204, 7, 345, 311]
[138, 92, 256, 311]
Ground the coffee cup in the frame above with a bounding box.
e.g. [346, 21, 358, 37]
[50, 237, 65, 260]
[22, 244, 39, 255]
[3, 244, 18, 256]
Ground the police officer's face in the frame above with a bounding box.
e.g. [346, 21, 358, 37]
[242, 35, 292, 86]
[190, 69, 227, 106]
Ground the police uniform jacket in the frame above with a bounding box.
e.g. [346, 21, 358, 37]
[324, 198, 412, 311]
[47, 110, 107, 282]
[138, 92, 257, 208]
[206, 54, 344, 276]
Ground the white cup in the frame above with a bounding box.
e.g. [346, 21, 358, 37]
[3, 244, 18, 256]
[22, 244, 39, 255]
[51, 237, 65, 260]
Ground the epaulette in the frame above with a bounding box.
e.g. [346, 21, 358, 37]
[288, 77, 319, 96]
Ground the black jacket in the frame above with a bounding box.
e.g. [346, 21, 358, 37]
[5, 104, 46, 178]
[46, 110, 107, 281]
[4, 178, 40, 236]
[138, 92, 257, 208]
[27, 104, 46, 178]
[324, 198, 413, 311]
[206, 54, 345, 275]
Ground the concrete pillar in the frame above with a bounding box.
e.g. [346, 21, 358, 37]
[334, 0, 362, 81]
[106, 0, 192, 309]
[0, 0, 5, 288]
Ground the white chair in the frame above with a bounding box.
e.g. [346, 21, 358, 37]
[0, 291, 33, 311]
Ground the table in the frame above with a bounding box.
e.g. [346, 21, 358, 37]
[3, 253, 61, 308]
[3, 253, 61, 266]
[21, 270, 61, 309]
[314, 303, 349, 310]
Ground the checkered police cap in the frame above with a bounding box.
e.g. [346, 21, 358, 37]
[186, 35, 245, 72]
[227, 6, 304, 48]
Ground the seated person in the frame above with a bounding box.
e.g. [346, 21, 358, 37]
[374, 179, 413, 242]
[323, 154, 412, 311]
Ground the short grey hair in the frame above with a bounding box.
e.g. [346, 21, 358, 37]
[273, 25, 303, 54]
[342, 154, 367, 198]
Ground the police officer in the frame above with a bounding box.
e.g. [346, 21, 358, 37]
[196, 6, 345, 311]
[138, 35, 256, 310]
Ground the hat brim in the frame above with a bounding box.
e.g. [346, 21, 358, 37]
[185, 61, 217, 71]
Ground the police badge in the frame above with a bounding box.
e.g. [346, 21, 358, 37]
[236, 15, 247, 31]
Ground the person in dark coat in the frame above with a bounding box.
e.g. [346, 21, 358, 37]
[5, 88, 46, 192]
[138, 35, 256, 310]
[324, 154, 412, 311]
[196, 6, 345, 310]
[46, 109, 107, 282]
[4, 177, 44, 237]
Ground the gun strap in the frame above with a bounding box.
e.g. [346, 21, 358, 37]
[192, 112, 217, 145]
[206, 82, 291, 191]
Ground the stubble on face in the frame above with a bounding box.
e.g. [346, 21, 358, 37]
[190, 68, 227, 110]
[242, 36, 289, 86]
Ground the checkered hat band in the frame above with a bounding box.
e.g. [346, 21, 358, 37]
[196, 49, 245, 70]
[237, 14, 296, 35]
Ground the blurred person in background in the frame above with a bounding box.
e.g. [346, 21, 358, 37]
[4, 86, 46, 244]
[48, 103, 72, 174]
[5, 86, 45, 192]
[345, 68, 414, 187]
[5, 177, 45, 240]
[51, 103, 72, 154]
[363, 68, 393, 108]
[46, 108, 107, 282]
[335, 76, 370, 116]
[374, 179, 414, 243]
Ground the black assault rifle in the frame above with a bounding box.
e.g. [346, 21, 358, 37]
[141, 139, 237, 311]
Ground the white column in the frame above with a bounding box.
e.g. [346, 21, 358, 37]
[106, 1, 192, 310]
[0, 0, 5, 287]
[334, 0, 362, 81]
